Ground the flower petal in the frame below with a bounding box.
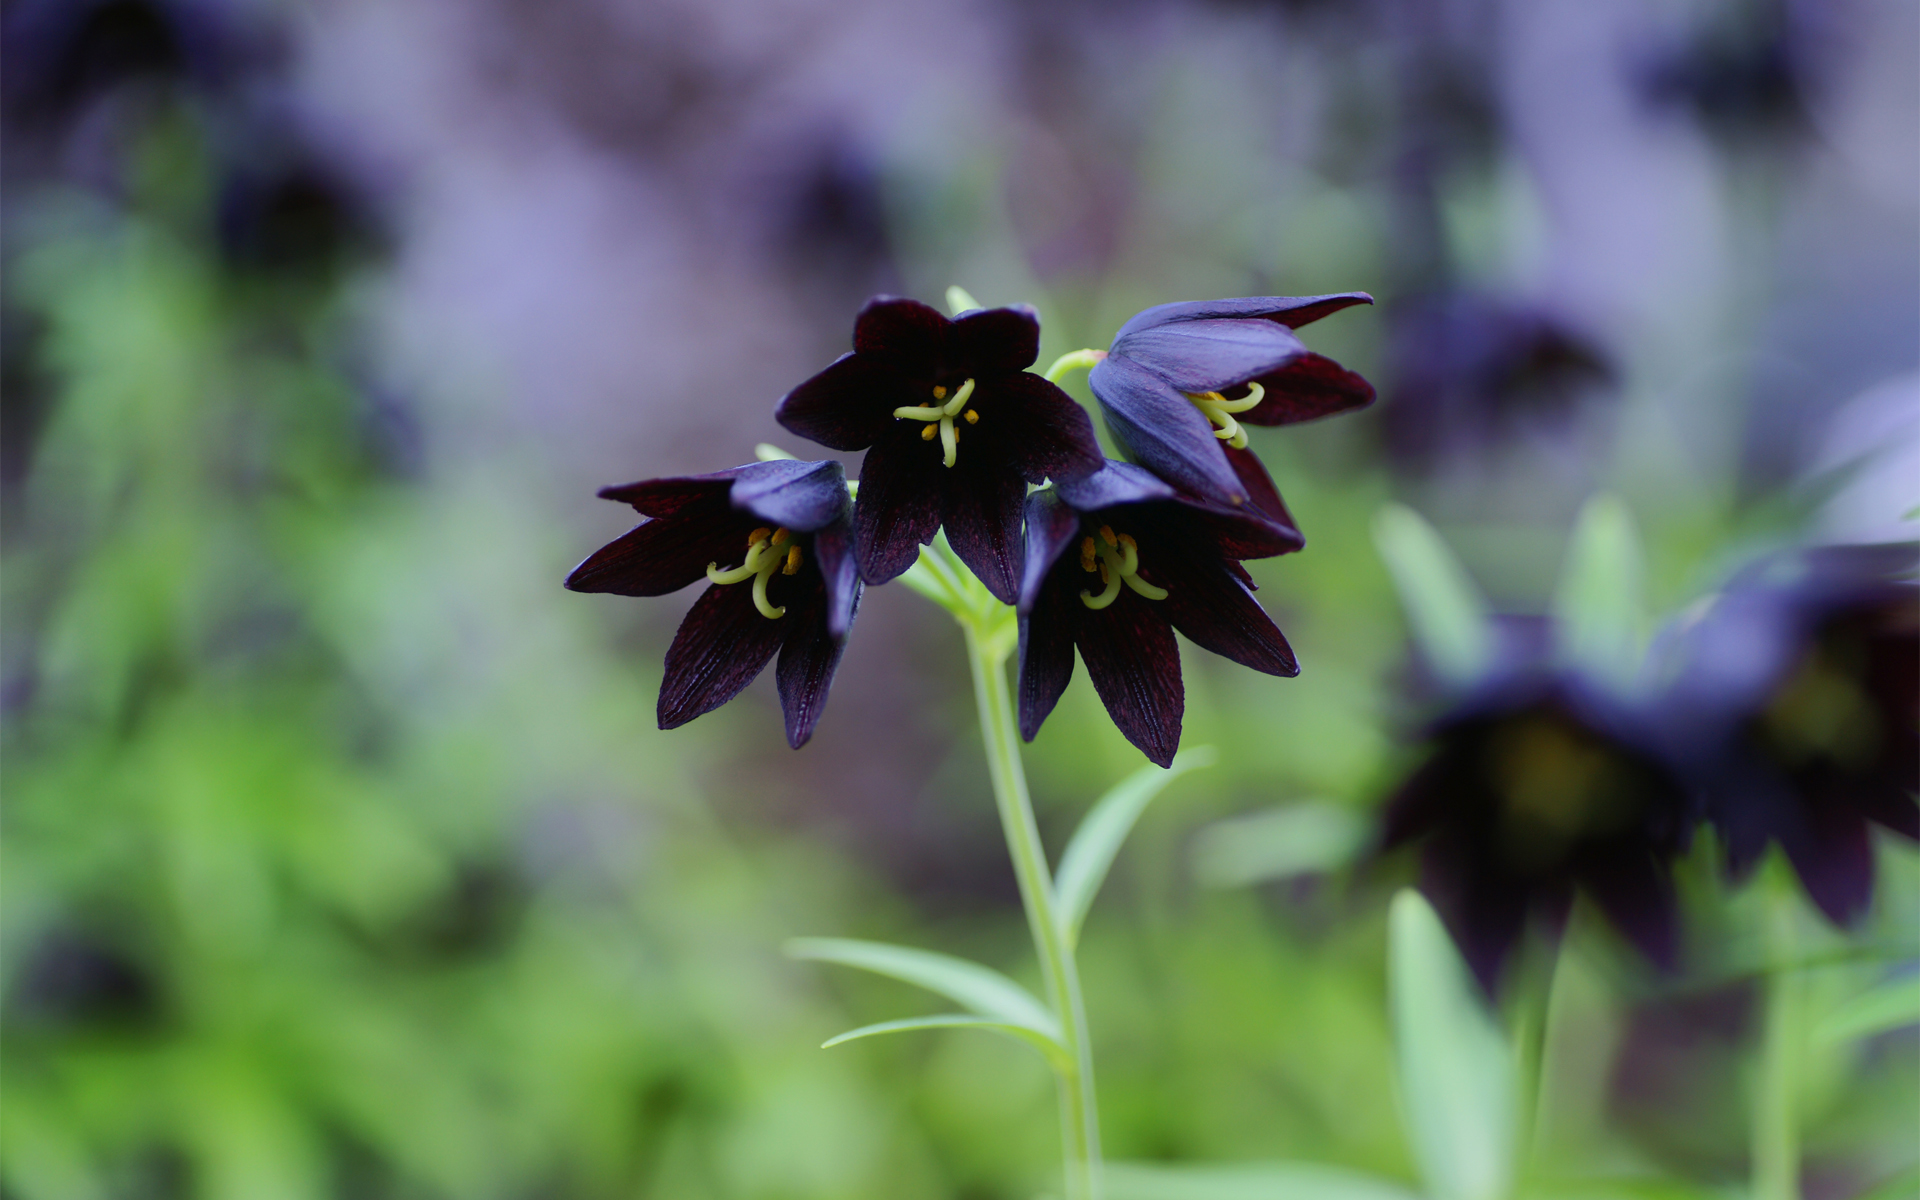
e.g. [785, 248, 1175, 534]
[1240, 352, 1377, 426]
[777, 352, 917, 452]
[658, 582, 786, 730]
[951, 305, 1042, 373]
[852, 296, 948, 368]
[565, 506, 750, 596]
[1054, 458, 1178, 513]
[1018, 488, 1084, 612]
[1147, 545, 1299, 677]
[1088, 356, 1246, 508]
[1111, 293, 1375, 342]
[1018, 559, 1080, 743]
[1219, 446, 1307, 554]
[850, 422, 944, 584]
[1111, 318, 1306, 394]
[940, 465, 1027, 606]
[1782, 803, 1876, 925]
[1419, 832, 1532, 996]
[1577, 850, 1679, 971]
[972, 371, 1104, 483]
[1074, 595, 1184, 767]
[775, 579, 855, 748]
[811, 517, 862, 640]
[731, 458, 851, 532]
[597, 472, 736, 516]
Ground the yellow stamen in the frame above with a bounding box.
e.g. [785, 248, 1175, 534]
[921, 424, 938, 441]
[893, 378, 977, 467]
[1183, 383, 1264, 451]
[964, 409, 979, 424]
[932, 385, 948, 400]
[706, 527, 796, 617]
[1078, 526, 1167, 609]
[784, 545, 803, 575]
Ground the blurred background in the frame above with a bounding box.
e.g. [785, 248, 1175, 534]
[2, 0, 1914, 1197]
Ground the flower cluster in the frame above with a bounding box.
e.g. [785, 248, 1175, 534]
[1380, 544, 1918, 993]
[567, 291, 1375, 760]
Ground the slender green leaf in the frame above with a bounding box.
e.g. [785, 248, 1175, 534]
[1104, 1161, 1422, 1200]
[1815, 974, 1920, 1045]
[752, 442, 798, 462]
[1055, 747, 1216, 948]
[946, 285, 982, 315]
[1552, 494, 1644, 689]
[785, 937, 1059, 1037]
[820, 1014, 1069, 1069]
[1373, 504, 1492, 689]
[1389, 889, 1517, 1200]
[1191, 800, 1368, 888]
[1853, 1164, 1920, 1200]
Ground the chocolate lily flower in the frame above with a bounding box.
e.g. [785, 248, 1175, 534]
[1658, 544, 1918, 924]
[1380, 674, 1694, 994]
[1017, 461, 1304, 768]
[776, 297, 1103, 603]
[565, 459, 860, 748]
[1087, 293, 1377, 507]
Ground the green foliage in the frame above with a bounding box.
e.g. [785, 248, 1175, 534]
[1055, 748, 1215, 950]
[1551, 496, 1646, 691]
[1372, 504, 1493, 689]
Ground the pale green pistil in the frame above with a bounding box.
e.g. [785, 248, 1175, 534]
[706, 526, 801, 618]
[894, 378, 978, 468]
[1184, 381, 1265, 449]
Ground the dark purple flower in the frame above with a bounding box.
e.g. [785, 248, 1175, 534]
[1016, 461, 1304, 768]
[1086, 294, 1376, 508]
[565, 459, 860, 748]
[1657, 544, 1918, 924]
[775, 297, 1104, 603]
[1380, 674, 1694, 994]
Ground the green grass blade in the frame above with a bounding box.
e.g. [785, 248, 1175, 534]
[1389, 889, 1517, 1200]
[1551, 494, 1644, 690]
[1104, 1161, 1422, 1200]
[1055, 747, 1216, 949]
[785, 937, 1059, 1037]
[1373, 504, 1491, 689]
[1816, 974, 1920, 1045]
[1191, 800, 1368, 888]
[820, 1014, 1070, 1070]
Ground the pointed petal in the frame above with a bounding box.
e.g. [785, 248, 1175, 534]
[850, 423, 943, 585]
[1218, 446, 1307, 554]
[1419, 834, 1529, 996]
[979, 371, 1104, 483]
[1089, 356, 1246, 508]
[775, 582, 854, 748]
[1074, 597, 1184, 767]
[852, 296, 948, 368]
[1150, 547, 1299, 677]
[731, 459, 851, 532]
[1054, 458, 1178, 513]
[1110, 318, 1306, 394]
[1783, 804, 1876, 925]
[658, 583, 785, 730]
[940, 466, 1027, 606]
[1579, 850, 1679, 970]
[951, 305, 1041, 373]
[1240, 352, 1377, 426]
[777, 352, 916, 452]
[811, 517, 862, 640]
[1018, 489, 1084, 612]
[1018, 566, 1080, 743]
[565, 509, 745, 596]
[598, 472, 736, 516]
[1112, 293, 1375, 342]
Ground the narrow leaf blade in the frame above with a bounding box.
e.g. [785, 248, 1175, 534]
[1373, 505, 1492, 689]
[1389, 889, 1517, 1200]
[1551, 494, 1644, 689]
[785, 937, 1058, 1036]
[821, 1014, 1069, 1069]
[1056, 747, 1216, 948]
[1192, 800, 1368, 888]
[1815, 974, 1920, 1045]
[1104, 1161, 1422, 1200]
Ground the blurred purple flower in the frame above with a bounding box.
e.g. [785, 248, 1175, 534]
[776, 297, 1102, 604]
[566, 459, 861, 749]
[1658, 544, 1918, 923]
[1381, 293, 1613, 472]
[1380, 675, 1693, 994]
[1086, 293, 1374, 508]
[1017, 461, 1304, 768]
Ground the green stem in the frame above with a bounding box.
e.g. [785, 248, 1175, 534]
[1754, 872, 1803, 1200]
[1044, 349, 1106, 385]
[962, 620, 1102, 1200]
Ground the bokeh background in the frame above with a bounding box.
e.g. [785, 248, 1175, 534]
[2, 0, 1915, 1197]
